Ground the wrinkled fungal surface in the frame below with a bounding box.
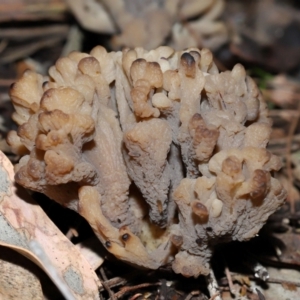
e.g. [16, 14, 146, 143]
[7, 46, 286, 277]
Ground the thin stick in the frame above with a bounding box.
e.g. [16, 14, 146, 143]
[101, 280, 117, 300]
[99, 270, 140, 292]
[224, 266, 235, 294]
[184, 290, 200, 300]
[285, 101, 300, 214]
[128, 293, 143, 300]
[99, 267, 116, 300]
[206, 267, 222, 300]
[267, 277, 300, 287]
[100, 267, 108, 281]
[0, 39, 8, 54]
[269, 109, 300, 118]
[110, 283, 160, 300]
[0, 79, 15, 86]
[99, 276, 127, 292]
[229, 272, 300, 288]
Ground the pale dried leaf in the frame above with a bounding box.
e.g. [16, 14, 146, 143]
[0, 150, 101, 300]
[0, 246, 43, 300]
[75, 238, 105, 270]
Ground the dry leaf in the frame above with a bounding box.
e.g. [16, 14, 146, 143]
[75, 238, 105, 270]
[0, 150, 101, 299]
[234, 275, 250, 286]
[0, 246, 43, 300]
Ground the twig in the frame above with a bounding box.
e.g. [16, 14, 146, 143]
[224, 266, 235, 294]
[285, 101, 300, 214]
[0, 39, 8, 54]
[0, 36, 64, 64]
[0, 79, 15, 86]
[267, 277, 300, 287]
[252, 256, 300, 271]
[229, 272, 300, 288]
[110, 282, 161, 300]
[100, 276, 128, 292]
[0, 25, 69, 40]
[206, 267, 222, 300]
[99, 270, 141, 292]
[99, 267, 116, 300]
[101, 280, 117, 300]
[184, 290, 200, 300]
[269, 109, 300, 118]
[0, 2, 67, 22]
[100, 267, 108, 281]
[269, 134, 300, 146]
[65, 227, 79, 240]
[129, 293, 143, 300]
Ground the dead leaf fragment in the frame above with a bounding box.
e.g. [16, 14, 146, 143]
[0, 246, 43, 300]
[0, 150, 101, 300]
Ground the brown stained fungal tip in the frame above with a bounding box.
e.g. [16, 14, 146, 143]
[180, 52, 196, 78]
[250, 169, 270, 200]
[105, 241, 111, 248]
[171, 235, 183, 247]
[121, 233, 130, 241]
[17, 123, 30, 137]
[191, 113, 202, 123]
[188, 113, 203, 132]
[81, 56, 97, 64]
[78, 57, 101, 74]
[191, 201, 209, 220]
[148, 61, 160, 69]
[42, 81, 49, 88]
[39, 110, 52, 119]
[222, 156, 242, 177]
[189, 113, 219, 147]
[41, 89, 53, 102]
[198, 127, 217, 140]
[135, 58, 146, 64]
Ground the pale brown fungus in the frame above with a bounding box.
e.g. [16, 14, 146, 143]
[8, 45, 286, 277]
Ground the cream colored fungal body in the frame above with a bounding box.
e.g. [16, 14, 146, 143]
[8, 46, 286, 277]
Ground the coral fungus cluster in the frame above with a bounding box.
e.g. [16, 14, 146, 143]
[8, 45, 286, 277]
